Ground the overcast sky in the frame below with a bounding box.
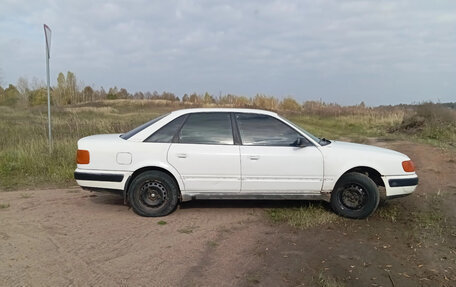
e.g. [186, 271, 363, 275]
[1, 0, 455, 106]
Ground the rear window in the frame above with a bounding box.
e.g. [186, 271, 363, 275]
[120, 114, 168, 140]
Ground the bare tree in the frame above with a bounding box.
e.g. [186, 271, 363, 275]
[17, 77, 30, 106]
[66, 71, 77, 104]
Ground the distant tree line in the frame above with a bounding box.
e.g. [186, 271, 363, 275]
[0, 71, 306, 111]
[0, 71, 182, 107]
[1, 71, 454, 114]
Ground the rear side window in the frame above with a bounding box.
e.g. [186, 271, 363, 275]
[120, 114, 168, 140]
[145, 115, 186, 143]
[235, 113, 301, 146]
[178, 113, 233, 145]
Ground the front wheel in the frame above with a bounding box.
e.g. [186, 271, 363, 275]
[330, 172, 380, 219]
[128, 171, 179, 217]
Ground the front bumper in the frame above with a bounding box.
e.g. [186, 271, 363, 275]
[383, 174, 418, 198]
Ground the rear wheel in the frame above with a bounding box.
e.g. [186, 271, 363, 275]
[128, 171, 179, 217]
[330, 172, 380, 219]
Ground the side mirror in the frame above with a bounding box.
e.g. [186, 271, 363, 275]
[293, 137, 310, 148]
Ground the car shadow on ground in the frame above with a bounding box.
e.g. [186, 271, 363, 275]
[87, 192, 124, 206]
[179, 199, 331, 210]
[87, 190, 333, 211]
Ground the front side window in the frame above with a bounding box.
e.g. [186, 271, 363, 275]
[145, 115, 186, 143]
[178, 113, 233, 145]
[236, 113, 303, 146]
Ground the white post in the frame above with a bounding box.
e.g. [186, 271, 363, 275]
[44, 24, 52, 153]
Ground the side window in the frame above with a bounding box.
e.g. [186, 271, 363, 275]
[179, 113, 233, 145]
[120, 113, 168, 140]
[236, 113, 302, 146]
[145, 115, 186, 143]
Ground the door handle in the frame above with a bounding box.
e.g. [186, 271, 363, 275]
[249, 155, 260, 160]
[176, 153, 187, 158]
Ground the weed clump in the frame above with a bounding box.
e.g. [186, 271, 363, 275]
[390, 102, 456, 146]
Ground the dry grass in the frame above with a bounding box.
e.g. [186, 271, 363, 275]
[266, 202, 339, 229]
[177, 225, 199, 234]
[391, 102, 456, 147]
[376, 202, 401, 223]
[0, 99, 453, 190]
[315, 272, 345, 287]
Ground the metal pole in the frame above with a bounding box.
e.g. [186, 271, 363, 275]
[44, 24, 52, 153]
[46, 51, 52, 153]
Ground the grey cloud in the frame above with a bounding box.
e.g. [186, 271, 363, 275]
[0, 0, 455, 105]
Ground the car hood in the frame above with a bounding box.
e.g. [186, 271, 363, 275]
[327, 140, 406, 158]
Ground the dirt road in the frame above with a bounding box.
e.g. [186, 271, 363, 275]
[1, 141, 455, 286]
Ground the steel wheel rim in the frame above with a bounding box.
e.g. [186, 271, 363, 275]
[139, 180, 168, 208]
[340, 184, 367, 210]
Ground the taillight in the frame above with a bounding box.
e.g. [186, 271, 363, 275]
[77, 150, 90, 164]
[402, 160, 415, 172]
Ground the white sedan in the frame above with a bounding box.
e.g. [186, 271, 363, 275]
[74, 108, 418, 218]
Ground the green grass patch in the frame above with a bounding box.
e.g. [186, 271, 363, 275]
[266, 202, 338, 229]
[376, 202, 401, 223]
[288, 113, 401, 143]
[207, 240, 218, 248]
[177, 225, 198, 234]
[157, 220, 167, 225]
[0, 203, 10, 209]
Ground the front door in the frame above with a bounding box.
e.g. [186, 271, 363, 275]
[235, 113, 324, 193]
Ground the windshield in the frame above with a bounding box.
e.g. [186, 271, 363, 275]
[279, 116, 331, 146]
[120, 113, 168, 140]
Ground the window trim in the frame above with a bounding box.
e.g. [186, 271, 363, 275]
[233, 112, 314, 147]
[230, 113, 242, 145]
[172, 114, 189, 143]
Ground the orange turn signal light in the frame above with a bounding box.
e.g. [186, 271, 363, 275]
[77, 150, 90, 164]
[402, 160, 415, 172]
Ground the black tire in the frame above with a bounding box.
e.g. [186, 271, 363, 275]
[330, 172, 380, 219]
[128, 171, 179, 217]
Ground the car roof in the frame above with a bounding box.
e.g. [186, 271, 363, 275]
[170, 108, 279, 117]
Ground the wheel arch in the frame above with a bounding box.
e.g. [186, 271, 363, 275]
[334, 166, 385, 189]
[123, 166, 183, 204]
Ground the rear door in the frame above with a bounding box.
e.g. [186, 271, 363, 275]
[167, 112, 241, 193]
[235, 113, 324, 193]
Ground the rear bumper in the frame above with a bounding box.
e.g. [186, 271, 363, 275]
[74, 171, 124, 182]
[383, 174, 418, 198]
[74, 169, 131, 191]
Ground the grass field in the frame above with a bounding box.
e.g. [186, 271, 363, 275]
[0, 100, 454, 191]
